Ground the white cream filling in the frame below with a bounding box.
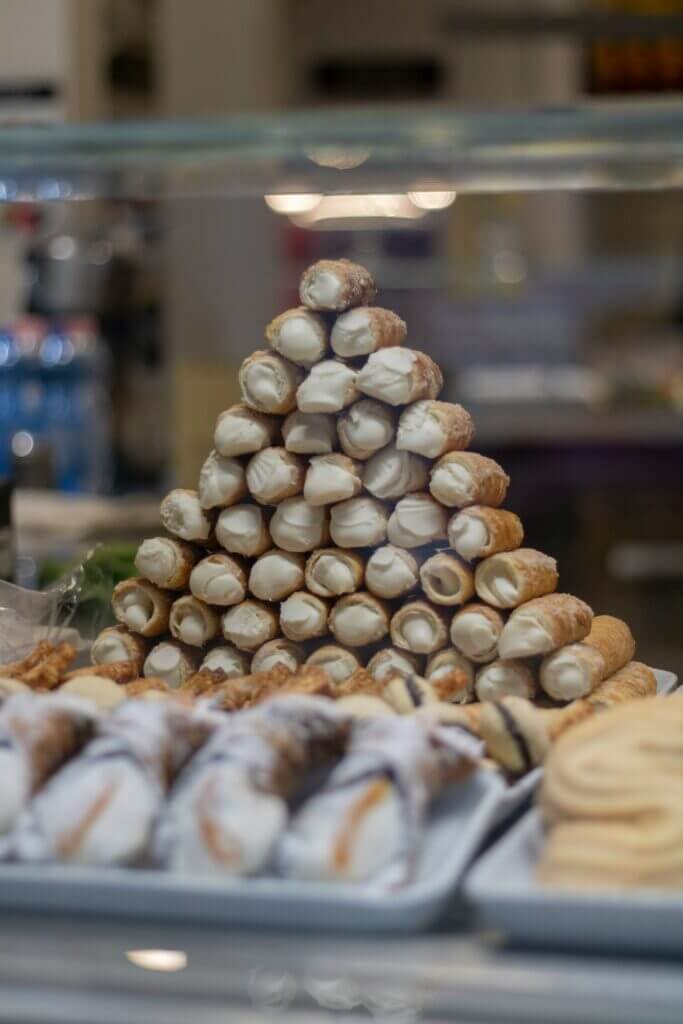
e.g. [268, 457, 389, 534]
[363, 445, 426, 500]
[330, 498, 386, 548]
[357, 348, 416, 405]
[475, 562, 520, 607]
[304, 460, 357, 505]
[541, 651, 590, 700]
[270, 498, 326, 552]
[388, 497, 446, 548]
[368, 650, 416, 682]
[92, 633, 130, 665]
[249, 553, 303, 601]
[174, 609, 206, 647]
[398, 614, 437, 653]
[311, 555, 355, 596]
[190, 560, 244, 606]
[214, 411, 270, 457]
[476, 663, 531, 702]
[449, 513, 489, 561]
[243, 361, 282, 409]
[396, 402, 444, 458]
[222, 606, 270, 648]
[429, 462, 474, 507]
[282, 411, 336, 454]
[135, 538, 176, 586]
[365, 546, 417, 597]
[216, 505, 265, 556]
[246, 450, 296, 503]
[330, 307, 373, 357]
[201, 646, 248, 678]
[498, 616, 554, 659]
[302, 269, 342, 309]
[333, 605, 382, 645]
[339, 400, 394, 456]
[427, 652, 473, 683]
[253, 647, 300, 674]
[422, 562, 464, 601]
[297, 361, 356, 413]
[199, 452, 244, 509]
[307, 648, 358, 683]
[277, 315, 325, 366]
[451, 613, 498, 660]
[121, 591, 152, 632]
[160, 493, 210, 542]
[144, 643, 185, 688]
[280, 594, 324, 636]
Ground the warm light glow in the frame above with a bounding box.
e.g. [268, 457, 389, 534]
[407, 190, 457, 210]
[125, 949, 188, 972]
[264, 194, 322, 214]
[294, 194, 424, 225]
[304, 146, 370, 170]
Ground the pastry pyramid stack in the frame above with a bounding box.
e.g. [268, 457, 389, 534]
[92, 259, 636, 709]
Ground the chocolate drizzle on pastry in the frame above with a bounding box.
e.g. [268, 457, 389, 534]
[494, 700, 533, 774]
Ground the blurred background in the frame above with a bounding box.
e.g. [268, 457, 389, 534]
[0, 0, 681, 674]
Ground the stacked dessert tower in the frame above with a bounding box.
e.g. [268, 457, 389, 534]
[92, 259, 636, 709]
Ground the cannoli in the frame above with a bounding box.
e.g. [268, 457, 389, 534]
[134, 536, 197, 591]
[159, 489, 213, 543]
[305, 547, 364, 598]
[169, 595, 220, 648]
[419, 551, 475, 607]
[198, 450, 247, 510]
[248, 549, 305, 601]
[251, 639, 305, 675]
[0, 640, 54, 679]
[266, 306, 328, 367]
[330, 306, 406, 358]
[334, 667, 383, 699]
[479, 697, 551, 776]
[200, 644, 251, 679]
[91, 626, 148, 672]
[262, 666, 334, 704]
[384, 669, 468, 712]
[182, 665, 273, 702]
[282, 410, 337, 454]
[390, 601, 449, 655]
[475, 549, 559, 609]
[269, 497, 329, 554]
[112, 578, 172, 638]
[335, 695, 395, 718]
[450, 603, 505, 664]
[305, 645, 361, 684]
[189, 552, 247, 607]
[125, 678, 173, 701]
[337, 399, 396, 460]
[329, 592, 391, 648]
[18, 642, 77, 691]
[60, 675, 127, 711]
[475, 659, 537, 703]
[221, 599, 280, 652]
[64, 660, 139, 684]
[587, 659, 656, 708]
[0, 693, 95, 836]
[429, 452, 510, 509]
[280, 591, 330, 642]
[214, 402, 280, 457]
[215, 503, 271, 558]
[387, 493, 448, 549]
[143, 641, 199, 689]
[540, 615, 635, 702]
[357, 348, 443, 406]
[362, 444, 429, 500]
[155, 696, 348, 876]
[329, 496, 389, 549]
[498, 594, 593, 660]
[246, 447, 305, 505]
[365, 545, 420, 600]
[300, 258, 377, 311]
[448, 506, 523, 563]
[397, 400, 474, 459]
[425, 648, 476, 703]
[303, 454, 362, 507]
[366, 647, 421, 683]
[279, 716, 482, 886]
[239, 350, 303, 415]
[414, 701, 484, 735]
[296, 360, 359, 413]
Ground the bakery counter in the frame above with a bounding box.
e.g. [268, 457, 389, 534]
[1, 912, 682, 1024]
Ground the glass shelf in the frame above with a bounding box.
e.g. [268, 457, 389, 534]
[1, 100, 683, 201]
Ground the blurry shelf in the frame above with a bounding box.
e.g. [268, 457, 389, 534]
[1, 101, 683, 200]
[464, 407, 683, 446]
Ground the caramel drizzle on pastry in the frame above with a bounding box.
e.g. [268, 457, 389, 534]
[332, 777, 392, 873]
[57, 782, 117, 858]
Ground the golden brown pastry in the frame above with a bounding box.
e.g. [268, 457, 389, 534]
[251, 639, 305, 675]
[143, 641, 200, 690]
[357, 348, 443, 406]
[396, 400, 474, 459]
[499, 594, 593, 660]
[305, 645, 361, 684]
[419, 551, 475, 607]
[189, 552, 247, 607]
[299, 258, 376, 311]
[239, 350, 303, 414]
[266, 306, 328, 367]
[540, 615, 635, 701]
[450, 603, 505, 664]
[305, 547, 364, 599]
[329, 592, 391, 648]
[474, 549, 559, 609]
[331, 306, 405, 358]
[475, 659, 537, 702]
[429, 451, 510, 509]
[365, 545, 420, 600]
[390, 601, 450, 655]
[134, 537, 197, 591]
[448, 507, 524, 563]
[169, 595, 220, 649]
[280, 591, 330, 642]
[425, 648, 476, 703]
[112, 578, 172, 638]
[91, 626, 148, 673]
[366, 647, 421, 683]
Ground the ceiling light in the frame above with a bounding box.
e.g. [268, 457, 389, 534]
[294, 194, 424, 226]
[304, 146, 370, 170]
[407, 190, 456, 210]
[125, 949, 188, 972]
[264, 194, 322, 214]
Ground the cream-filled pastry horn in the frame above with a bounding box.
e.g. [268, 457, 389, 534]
[269, 497, 329, 553]
[382, 674, 439, 713]
[418, 548, 476, 608]
[450, 603, 505, 664]
[159, 489, 213, 543]
[448, 506, 524, 563]
[365, 544, 420, 599]
[387, 493, 448, 549]
[305, 645, 361, 684]
[239, 350, 303, 414]
[300, 258, 376, 311]
[475, 549, 559, 609]
[479, 697, 550, 777]
[390, 601, 449, 655]
[296, 360, 359, 413]
[540, 615, 635, 702]
[357, 348, 443, 406]
[248, 549, 305, 601]
[330, 496, 389, 549]
[170, 595, 220, 648]
[198, 450, 247, 510]
[425, 648, 476, 703]
[266, 306, 328, 367]
[363, 444, 429, 500]
[222, 600, 280, 652]
[200, 644, 251, 679]
[397, 400, 474, 459]
[251, 639, 305, 675]
[189, 552, 247, 607]
[331, 306, 406, 358]
[214, 402, 279, 457]
[366, 647, 421, 682]
[134, 536, 197, 591]
[329, 592, 391, 648]
[475, 659, 537, 703]
[305, 547, 364, 598]
[246, 447, 305, 505]
[429, 452, 510, 509]
[91, 626, 148, 671]
[303, 453, 362, 506]
[337, 399, 396, 460]
[282, 410, 337, 454]
[499, 594, 593, 660]
[112, 578, 172, 637]
[215, 503, 271, 558]
[143, 641, 199, 690]
[280, 591, 330, 642]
